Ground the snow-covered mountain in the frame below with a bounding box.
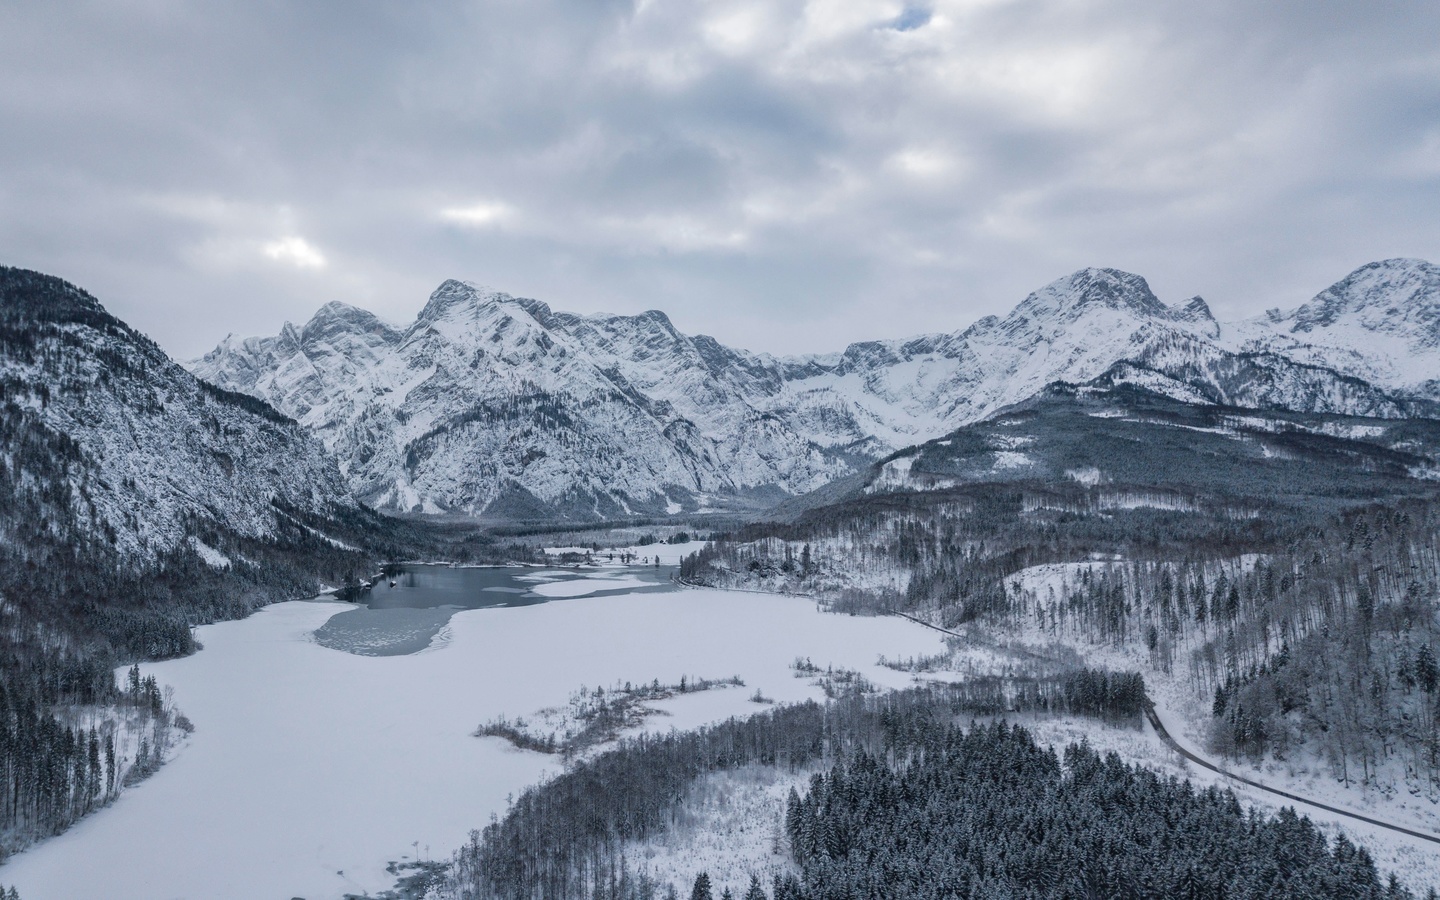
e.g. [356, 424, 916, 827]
[0, 266, 366, 565]
[1230, 258, 1440, 400]
[764, 266, 1421, 447]
[190, 260, 1440, 520]
[191, 281, 859, 520]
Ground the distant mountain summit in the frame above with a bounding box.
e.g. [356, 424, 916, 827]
[190, 259, 1440, 521]
[193, 280, 856, 520]
[1231, 258, 1440, 398]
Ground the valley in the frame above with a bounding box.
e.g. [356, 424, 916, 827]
[6, 6, 1436, 898]
[4, 260, 1440, 898]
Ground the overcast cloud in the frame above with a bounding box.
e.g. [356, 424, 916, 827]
[1, 1, 1437, 358]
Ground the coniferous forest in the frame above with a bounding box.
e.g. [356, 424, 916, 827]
[451, 683, 1420, 900]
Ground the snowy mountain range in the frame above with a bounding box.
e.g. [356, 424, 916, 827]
[189, 258, 1440, 521]
[0, 267, 367, 567]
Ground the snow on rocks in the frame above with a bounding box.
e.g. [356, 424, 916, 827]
[186, 536, 231, 570]
[188, 260, 1440, 521]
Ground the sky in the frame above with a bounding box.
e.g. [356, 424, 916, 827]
[1, 0, 1437, 360]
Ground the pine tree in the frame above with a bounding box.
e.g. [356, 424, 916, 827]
[1417, 645, 1438, 694]
[691, 872, 713, 900]
[744, 874, 767, 900]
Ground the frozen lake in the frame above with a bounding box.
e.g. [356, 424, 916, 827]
[1, 575, 946, 900]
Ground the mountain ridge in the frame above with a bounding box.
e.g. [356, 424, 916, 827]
[0, 265, 386, 566]
[189, 258, 1440, 521]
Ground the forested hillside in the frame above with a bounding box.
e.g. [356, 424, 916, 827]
[682, 384, 1440, 795]
[451, 684, 1416, 900]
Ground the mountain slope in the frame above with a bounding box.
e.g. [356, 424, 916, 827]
[1232, 258, 1440, 400]
[0, 266, 462, 858]
[191, 261, 1440, 522]
[765, 267, 1423, 445]
[858, 380, 1440, 509]
[0, 267, 374, 567]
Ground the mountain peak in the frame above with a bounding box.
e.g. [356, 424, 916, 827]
[1174, 296, 1219, 337]
[1179, 296, 1214, 320]
[301, 301, 400, 346]
[417, 279, 513, 322]
[1013, 267, 1166, 324]
[313, 299, 369, 320]
[1289, 258, 1440, 334]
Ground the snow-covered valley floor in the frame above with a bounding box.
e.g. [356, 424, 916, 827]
[0, 583, 944, 900]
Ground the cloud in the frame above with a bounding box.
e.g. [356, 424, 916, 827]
[0, 1, 1436, 359]
[262, 236, 327, 270]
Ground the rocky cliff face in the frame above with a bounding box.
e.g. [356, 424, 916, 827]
[193, 280, 857, 519]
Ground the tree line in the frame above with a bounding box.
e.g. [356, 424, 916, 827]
[683, 471, 1440, 798]
[446, 681, 1416, 900]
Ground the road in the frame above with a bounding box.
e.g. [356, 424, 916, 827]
[1141, 700, 1440, 847]
[890, 611, 1440, 847]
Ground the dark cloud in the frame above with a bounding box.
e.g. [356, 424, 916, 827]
[0, 1, 1436, 358]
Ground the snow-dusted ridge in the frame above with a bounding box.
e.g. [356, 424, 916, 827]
[0, 267, 364, 563]
[1231, 258, 1440, 399]
[189, 259, 1440, 520]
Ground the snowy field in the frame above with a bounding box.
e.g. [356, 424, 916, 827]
[0, 583, 943, 900]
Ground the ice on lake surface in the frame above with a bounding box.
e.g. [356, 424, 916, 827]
[314, 563, 679, 655]
[1, 579, 946, 900]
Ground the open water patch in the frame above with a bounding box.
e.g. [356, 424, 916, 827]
[313, 564, 678, 656]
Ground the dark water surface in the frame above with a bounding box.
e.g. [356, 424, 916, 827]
[313, 564, 679, 656]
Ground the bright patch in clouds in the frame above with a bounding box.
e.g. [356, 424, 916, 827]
[440, 201, 514, 228]
[262, 236, 327, 270]
[892, 148, 959, 179]
[702, 7, 771, 55]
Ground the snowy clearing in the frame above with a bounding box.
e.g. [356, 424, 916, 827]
[623, 764, 804, 894]
[1, 587, 944, 900]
